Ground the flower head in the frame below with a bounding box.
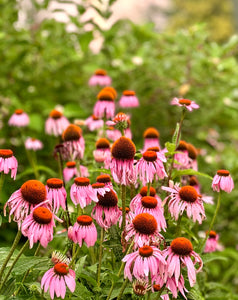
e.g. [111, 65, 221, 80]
[85, 115, 104, 131]
[130, 186, 162, 211]
[143, 127, 160, 151]
[25, 137, 43, 151]
[0, 149, 18, 179]
[96, 174, 114, 190]
[171, 98, 199, 111]
[93, 89, 115, 119]
[45, 109, 70, 136]
[46, 178, 66, 213]
[93, 138, 111, 166]
[119, 90, 139, 108]
[204, 231, 220, 253]
[88, 69, 112, 86]
[62, 124, 85, 160]
[63, 161, 89, 182]
[8, 109, 29, 127]
[212, 170, 234, 193]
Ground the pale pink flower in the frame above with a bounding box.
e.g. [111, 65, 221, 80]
[164, 237, 203, 287]
[25, 137, 43, 151]
[85, 115, 104, 131]
[0, 149, 18, 179]
[162, 183, 207, 224]
[173, 141, 189, 170]
[118, 207, 133, 227]
[119, 90, 139, 108]
[171, 98, 199, 111]
[212, 170, 234, 193]
[69, 215, 97, 247]
[46, 178, 66, 213]
[143, 127, 160, 152]
[204, 231, 220, 253]
[63, 161, 89, 182]
[93, 89, 115, 119]
[88, 69, 112, 86]
[45, 109, 70, 136]
[186, 143, 198, 171]
[62, 124, 85, 160]
[41, 262, 75, 299]
[93, 138, 111, 167]
[96, 174, 114, 190]
[8, 109, 29, 127]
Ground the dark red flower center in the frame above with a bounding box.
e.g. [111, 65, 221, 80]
[97, 90, 114, 102]
[146, 146, 160, 152]
[54, 263, 69, 275]
[96, 174, 111, 183]
[123, 90, 136, 96]
[50, 109, 63, 119]
[98, 190, 118, 207]
[66, 161, 76, 168]
[74, 177, 90, 186]
[176, 140, 188, 151]
[217, 170, 230, 177]
[96, 138, 110, 149]
[133, 213, 157, 235]
[0, 149, 13, 158]
[62, 124, 82, 141]
[140, 186, 156, 197]
[141, 196, 157, 209]
[92, 115, 99, 121]
[21, 180, 46, 204]
[143, 127, 159, 138]
[139, 245, 153, 257]
[47, 178, 63, 189]
[111, 137, 136, 160]
[133, 284, 146, 296]
[77, 215, 93, 226]
[143, 151, 157, 162]
[15, 109, 23, 115]
[33, 207, 52, 224]
[103, 86, 117, 99]
[95, 69, 107, 76]
[171, 237, 193, 256]
[92, 183, 105, 189]
[178, 99, 192, 106]
[189, 176, 199, 186]
[208, 230, 217, 238]
[179, 186, 198, 203]
[153, 284, 161, 292]
[186, 143, 197, 159]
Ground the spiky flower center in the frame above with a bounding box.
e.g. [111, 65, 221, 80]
[208, 230, 217, 238]
[171, 237, 193, 256]
[123, 90, 136, 96]
[186, 143, 197, 159]
[15, 109, 23, 115]
[96, 138, 110, 149]
[133, 213, 157, 235]
[179, 186, 198, 203]
[77, 215, 93, 226]
[66, 161, 76, 168]
[92, 115, 99, 121]
[113, 112, 128, 123]
[140, 186, 156, 197]
[143, 127, 159, 139]
[119, 207, 130, 213]
[50, 109, 63, 119]
[111, 137, 136, 160]
[21, 180, 46, 204]
[139, 245, 153, 257]
[176, 140, 187, 151]
[189, 176, 199, 186]
[62, 124, 82, 141]
[133, 284, 147, 296]
[146, 146, 160, 152]
[153, 285, 161, 292]
[103, 86, 117, 98]
[98, 190, 118, 207]
[33, 207, 52, 224]
[95, 69, 107, 76]
[0, 149, 13, 158]
[143, 151, 157, 162]
[47, 178, 63, 189]
[74, 177, 90, 186]
[217, 170, 230, 177]
[96, 174, 111, 183]
[92, 183, 105, 189]
[97, 90, 114, 102]
[54, 263, 69, 275]
[178, 99, 192, 106]
[141, 196, 157, 209]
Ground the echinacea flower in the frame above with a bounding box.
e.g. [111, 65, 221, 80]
[69, 215, 97, 247]
[118, 207, 133, 227]
[212, 170, 234, 193]
[204, 231, 220, 253]
[93, 138, 111, 167]
[46, 178, 66, 213]
[91, 189, 121, 230]
[51, 250, 71, 265]
[164, 237, 203, 287]
[62, 124, 85, 160]
[41, 262, 75, 299]
[21, 205, 62, 248]
[8, 109, 29, 127]
[136, 150, 167, 185]
[132, 280, 150, 297]
[25, 137, 43, 151]
[173, 140, 189, 170]
[63, 161, 89, 182]
[143, 127, 160, 152]
[4, 180, 47, 227]
[162, 183, 206, 224]
[110, 137, 136, 186]
[119, 90, 139, 108]
[93, 89, 115, 119]
[0, 149, 18, 179]
[45, 109, 70, 136]
[85, 115, 104, 131]
[186, 143, 198, 171]
[88, 69, 112, 86]
[123, 245, 166, 282]
[171, 98, 199, 112]
[96, 174, 114, 190]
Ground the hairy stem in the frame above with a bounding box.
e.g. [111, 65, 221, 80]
[121, 184, 127, 230]
[97, 227, 105, 287]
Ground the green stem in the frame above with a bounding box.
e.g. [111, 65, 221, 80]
[97, 227, 105, 287]
[175, 214, 183, 236]
[0, 230, 22, 283]
[0, 172, 5, 195]
[89, 247, 96, 265]
[154, 286, 165, 300]
[69, 245, 80, 268]
[147, 182, 151, 196]
[121, 184, 126, 230]
[76, 160, 81, 177]
[0, 240, 29, 291]
[116, 278, 129, 300]
[130, 184, 135, 199]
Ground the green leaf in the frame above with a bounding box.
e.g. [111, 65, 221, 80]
[187, 284, 205, 300]
[172, 169, 213, 180]
[12, 257, 50, 275]
[202, 253, 228, 264]
[172, 122, 180, 145]
[75, 255, 87, 279]
[165, 142, 176, 154]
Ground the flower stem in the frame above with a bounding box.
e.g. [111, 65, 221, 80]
[0, 240, 29, 291]
[121, 184, 127, 230]
[147, 182, 151, 196]
[154, 286, 165, 300]
[97, 227, 105, 287]
[69, 245, 80, 268]
[116, 278, 129, 300]
[176, 214, 183, 236]
[0, 230, 22, 283]
[0, 172, 5, 195]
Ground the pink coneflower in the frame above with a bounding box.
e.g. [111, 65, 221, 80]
[45, 109, 70, 136]
[51, 250, 71, 265]
[88, 69, 112, 86]
[143, 127, 160, 151]
[25, 137, 43, 151]
[63, 161, 89, 182]
[91, 182, 110, 197]
[204, 231, 221, 253]
[162, 183, 206, 224]
[164, 237, 203, 287]
[70, 177, 98, 208]
[21, 206, 62, 248]
[46, 178, 66, 213]
[136, 151, 167, 185]
[119, 90, 139, 108]
[123, 245, 166, 282]
[41, 262, 75, 299]
[85, 115, 104, 131]
[8, 109, 29, 127]
[118, 207, 133, 227]
[173, 141, 189, 170]
[93, 89, 115, 119]
[106, 127, 122, 142]
[110, 137, 136, 186]
[212, 170, 234, 193]
[4, 180, 47, 227]
[91, 189, 121, 230]
[132, 280, 150, 297]
[171, 98, 199, 111]
[0, 149, 18, 179]
[62, 124, 85, 160]
[134, 196, 167, 232]
[96, 174, 114, 190]
[107, 112, 129, 128]
[93, 138, 111, 167]
[123, 213, 164, 250]
[186, 143, 198, 171]
[68, 215, 97, 247]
